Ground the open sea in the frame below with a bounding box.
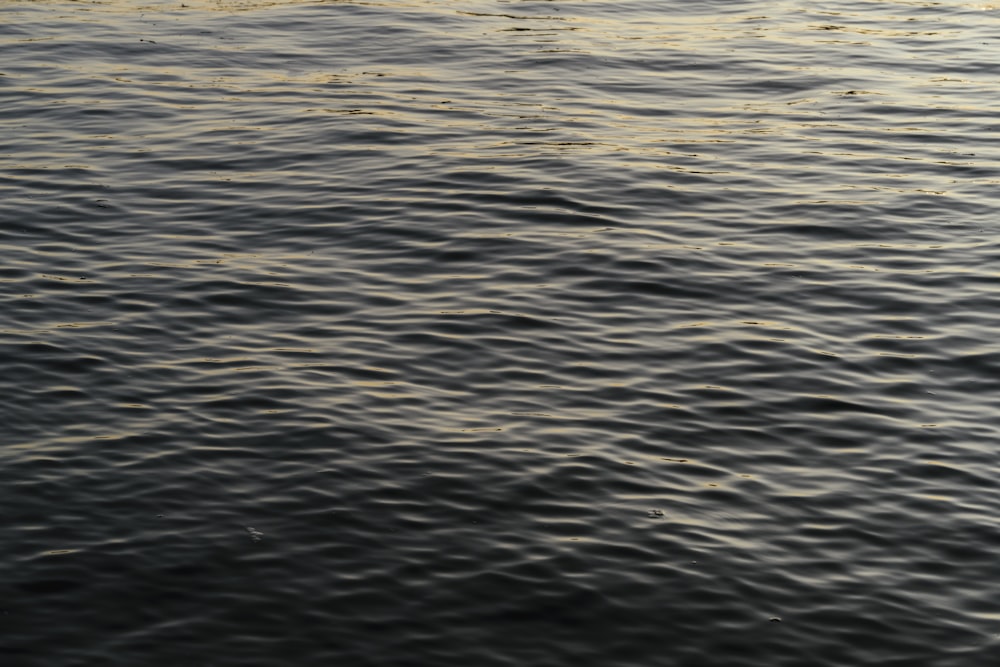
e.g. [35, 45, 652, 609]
[3, 1, 1000, 665]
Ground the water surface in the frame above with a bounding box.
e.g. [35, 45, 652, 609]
[3, 1, 1000, 665]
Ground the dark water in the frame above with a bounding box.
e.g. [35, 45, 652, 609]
[3, 0, 1000, 665]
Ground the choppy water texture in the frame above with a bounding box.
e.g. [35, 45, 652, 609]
[3, 0, 1000, 665]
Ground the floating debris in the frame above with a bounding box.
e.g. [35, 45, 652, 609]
[647, 509, 664, 518]
[245, 526, 264, 543]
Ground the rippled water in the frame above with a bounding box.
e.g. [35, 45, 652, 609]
[3, 0, 1000, 665]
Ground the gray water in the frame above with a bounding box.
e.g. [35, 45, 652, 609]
[3, 1, 1000, 665]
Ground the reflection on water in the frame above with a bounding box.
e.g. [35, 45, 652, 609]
[2, 1, 1000, 666]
